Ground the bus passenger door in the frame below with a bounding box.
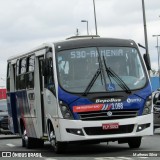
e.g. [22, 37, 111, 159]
[43, 49, 58, 131]
[7, 63, 19, 134]
[38, 56, 46, 134]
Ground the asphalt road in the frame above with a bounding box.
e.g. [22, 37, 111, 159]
[0, 129, 160, 160]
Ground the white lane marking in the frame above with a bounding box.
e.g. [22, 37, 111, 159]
[118, 157, 133, 160]
[6, 144, 15, 147]
[95, 157, 133, 160]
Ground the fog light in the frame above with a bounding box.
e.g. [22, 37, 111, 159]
[66, 128, 84, 136]
[138, 126, 142, 130]
[136, 123, 150, 132]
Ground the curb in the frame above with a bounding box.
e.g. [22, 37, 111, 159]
[0, 135, 20, 140]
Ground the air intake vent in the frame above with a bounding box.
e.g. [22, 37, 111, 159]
[78, 109, 139, 121]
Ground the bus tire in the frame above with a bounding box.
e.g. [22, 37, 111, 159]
[21, 128, 26, 147]
[128, 137, 142, 149]
[26, 137, 34, 149]
[34, 138, 44, 148]
[21, 124, 44, 149]
[22, 136, 26, 147]
[48, 123, 67, 153]
[22, 129, 34, 149]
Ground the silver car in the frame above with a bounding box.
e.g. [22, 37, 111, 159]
[0, 99, 9, 134]
[153, 91, 160, 130]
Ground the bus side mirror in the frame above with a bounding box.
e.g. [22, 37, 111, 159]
[143, 53, 151, 70]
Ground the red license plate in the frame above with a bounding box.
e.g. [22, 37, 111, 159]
[102, 123, 119, 130]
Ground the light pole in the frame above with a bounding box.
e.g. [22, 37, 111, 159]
[142, 0, 151, 75]
[142, 0, 149, 56]
[81, 20, 89, 35]
[93, 0, 98, 35]
[153, 35, 160, 87]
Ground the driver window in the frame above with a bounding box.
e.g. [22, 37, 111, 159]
[44, 49, 55, 94]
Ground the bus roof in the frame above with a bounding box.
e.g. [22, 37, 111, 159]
[7, 43, 50, 62]
[54, 37, 137, 52]
[7, 36, 137, 62]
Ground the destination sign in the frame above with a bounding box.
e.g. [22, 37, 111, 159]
[70, 49, 124, 59]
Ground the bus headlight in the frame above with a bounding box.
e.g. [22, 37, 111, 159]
[142, 96, 152, 115]
[59, 101, 73, 119]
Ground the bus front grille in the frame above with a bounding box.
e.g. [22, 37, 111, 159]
[84, 124, 134, 135]
[78, 109, 139, 121]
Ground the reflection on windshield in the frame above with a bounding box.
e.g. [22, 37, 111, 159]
[56, 47, 147, 93]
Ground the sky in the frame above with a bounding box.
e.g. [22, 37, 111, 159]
[0, 0, 160, 86]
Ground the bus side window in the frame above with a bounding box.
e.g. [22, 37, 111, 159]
[44, 51, 55, 94]
[16, 60, 20, 90]
[7, 63, 11, 92]
[26, 55, 35, 89]
[19, 58, 27, 89]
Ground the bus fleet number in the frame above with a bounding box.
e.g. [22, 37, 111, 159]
[111, 103, 123, 110]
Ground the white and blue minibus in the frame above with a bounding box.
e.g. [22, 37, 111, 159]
[7, 36, 153, 153]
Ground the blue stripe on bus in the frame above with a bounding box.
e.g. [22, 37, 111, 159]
[58, 83, 152, 120]
[7, 92, 19, 133]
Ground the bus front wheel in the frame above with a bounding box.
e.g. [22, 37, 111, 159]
[48, 123, 67, 153]
[128, 137, 142, 149]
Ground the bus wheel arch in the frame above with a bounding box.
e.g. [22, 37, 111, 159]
[47, 119, 67, 154]
[20, 119, 33, 148]
[20, 118, 44, 149]
[47, 120, 54, 143]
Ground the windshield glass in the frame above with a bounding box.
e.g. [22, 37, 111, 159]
[56, 47, 147, 93]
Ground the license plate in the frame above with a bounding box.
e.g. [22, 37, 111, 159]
[102, 123, 119, 130]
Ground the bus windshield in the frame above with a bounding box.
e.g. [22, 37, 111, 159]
[56, 47, 147, 93]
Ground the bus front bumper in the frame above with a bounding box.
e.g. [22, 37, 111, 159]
[57, 114, 153, 142]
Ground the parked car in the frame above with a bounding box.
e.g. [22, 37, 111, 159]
[153, 90, 160, 130]
[0, 99, 10, 134]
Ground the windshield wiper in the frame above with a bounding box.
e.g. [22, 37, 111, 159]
[82, 68, 101, 96]
[69, 48, 105, 104]
[102, 56, 131, 94]
[82, 47, 107, 96]
[68, 68, 101, 105]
